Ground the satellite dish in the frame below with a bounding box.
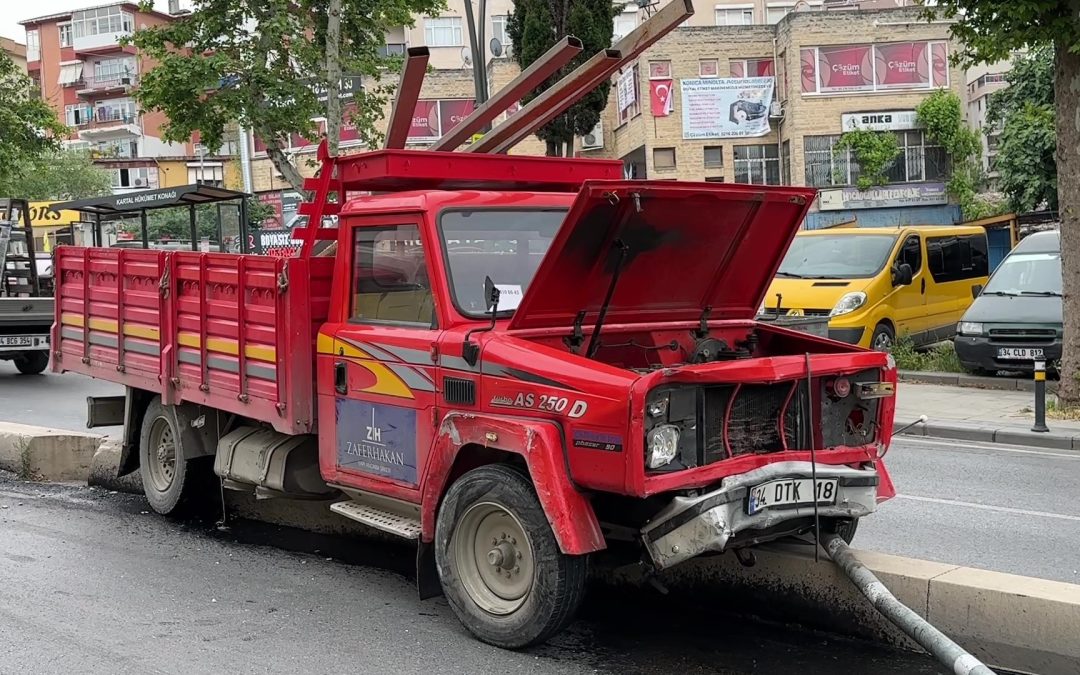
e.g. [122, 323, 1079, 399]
[490, 37, 504, 57]
[460, 47, 472, 66]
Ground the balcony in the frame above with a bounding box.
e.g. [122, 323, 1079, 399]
[76, 74, 139, 97]
[78, 112, 141, 139]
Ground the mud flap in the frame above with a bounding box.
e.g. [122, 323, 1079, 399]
[416, 539, 443, 600]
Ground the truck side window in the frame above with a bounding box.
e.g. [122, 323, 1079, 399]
[351, 225, 436, 327]
[897, 235, 922, 274]
[927, 234, 989, 283]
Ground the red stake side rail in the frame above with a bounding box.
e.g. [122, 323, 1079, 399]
[53, 246, 334, 434]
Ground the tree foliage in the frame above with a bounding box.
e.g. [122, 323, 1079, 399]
[986, 47, 1056, 213]
[834, 129, 900, 191]
[7, 152, 114, 201]
[915, 90, 988, 219]
[128, 0, 442, 191]
[0, 51, 69, 195]
[507, 0, 618, 156]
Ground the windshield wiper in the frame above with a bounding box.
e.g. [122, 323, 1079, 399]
[776, 271, 805, 278]
[982, 290, 1020, 296]
[1019, 290, 1063, 297]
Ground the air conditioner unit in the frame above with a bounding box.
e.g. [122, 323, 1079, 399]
[769, 100, 784, 118]
[133, 178, 147, 187]
[579, 122, 603, 151]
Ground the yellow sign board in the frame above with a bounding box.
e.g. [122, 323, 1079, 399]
[29, 201, 82, 228]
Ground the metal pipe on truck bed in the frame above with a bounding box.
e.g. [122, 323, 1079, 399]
[384, 47, 431, 149]
[468, 0, 694, 154]
[821, 533, 995, 675]
[430, 37, 584, 151]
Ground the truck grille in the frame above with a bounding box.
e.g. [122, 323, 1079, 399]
[988, 328, 1057, 344]
[703, 383, 803, 461]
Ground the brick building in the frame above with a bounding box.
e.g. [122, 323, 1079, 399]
[2, 37, 27, 72]
[585, 5, 965, 228]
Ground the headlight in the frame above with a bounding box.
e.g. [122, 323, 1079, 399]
[647, 396, 669, 418]
[646, 424, 680, 468]
[957, 321, 984, 336]
[830, 291, 867, 317]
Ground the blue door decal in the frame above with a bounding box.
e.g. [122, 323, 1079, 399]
[336, 399, 418, 485]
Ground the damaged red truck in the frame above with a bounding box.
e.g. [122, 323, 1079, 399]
[54, 148, 897, 648]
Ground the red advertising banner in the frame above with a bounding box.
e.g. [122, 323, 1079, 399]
[874, 42, 929, 89]
[339, 104, 361, 143]
[649, 79, 674, 117]
[291, 120, 326, 149]
[800, 48, 817, 93]
[438, 99, 476, 135]
[409, 99, 440, 143]
[256, 191, 284, 230]
[931, 41, 949, 87]
[817, 45, 873, 92]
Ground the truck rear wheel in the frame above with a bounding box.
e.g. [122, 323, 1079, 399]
[14, 351, 49, 375]
[435, 464, 587, 648]
[139, 398, 214, 516]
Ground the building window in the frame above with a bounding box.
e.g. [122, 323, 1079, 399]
[653, 147, 676, 170]
[699, 59, 718, 78]
[58, 23, 73, 48]
[704, 146, 724, 168]
[352, 224, 434, 327]
[613, 9, 638, 40]
[95, 99, 137, 123]
[379, 43, 406, 57]
[734, 144, 780, 185]
[491, 15, 510, 55]
[93, 139, 138, 159]
[72, 6, 134, 38]
[730, 58, 774, 78]
[112, 167, 154, 189]
[58, 63, 85, 87]
[94, 57, 136, 84]
[885, 130, 948, 184]
[617, 64, 641, 124]
[424, 17, 463, 47]
[804, 135, 852, 187]
[649, 61, 671, 79]
[805, 131, 947, 188]
[188, 165, 225, 187]
[65, 104, 93, 126]
[25, 29, 39, 61]
[715, 8, 754, 25]
[766, 5, 790, 23]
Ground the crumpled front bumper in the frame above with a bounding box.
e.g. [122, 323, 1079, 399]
[640, 461, 878, 570]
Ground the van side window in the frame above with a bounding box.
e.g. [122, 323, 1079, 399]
[352, 224, 436, 327]
[926, 234, 989, 283]
[897, 235, 922, 274]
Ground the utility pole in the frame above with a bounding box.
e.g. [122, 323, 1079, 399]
[463, 0, 490, 107]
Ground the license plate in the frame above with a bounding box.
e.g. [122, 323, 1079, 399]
[0, 336, 35, 347]
[997, 347, 1044, 360]
[748, 478, 838, 515]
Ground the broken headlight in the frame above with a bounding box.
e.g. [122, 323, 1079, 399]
[646, 424, 681, 468]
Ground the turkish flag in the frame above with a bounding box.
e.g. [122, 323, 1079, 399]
[650, 79, 674, 117]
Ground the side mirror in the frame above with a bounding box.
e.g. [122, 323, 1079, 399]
[462, 276, 501, 367]
[892, 263, 913, 287]
[483, 276, 501, 312]
[971, 284, 983, 299]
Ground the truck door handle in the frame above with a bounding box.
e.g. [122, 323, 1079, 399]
[920, 278, 926, 294]
[334, 361, 347, 394]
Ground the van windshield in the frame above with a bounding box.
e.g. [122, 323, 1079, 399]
[777, 233, 899, 280]
[983, 252, 1062, 296]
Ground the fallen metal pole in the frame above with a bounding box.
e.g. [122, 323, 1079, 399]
[431, 36, 584, 151]
[821, 533, 996, 675]
[384, 47, 430, 149]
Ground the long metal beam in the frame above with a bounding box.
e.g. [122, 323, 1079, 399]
[384, 47, 430, 149]
[430, 36, 584, 151]
[467, 49, 622, 154]
[469, 0, 694, 154]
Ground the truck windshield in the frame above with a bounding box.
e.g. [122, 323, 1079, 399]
[439, 208, 567, 316]
[983, 252, 1062, 296]
[777, 233, 899, 279]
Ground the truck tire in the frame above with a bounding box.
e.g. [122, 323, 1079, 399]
[138, 398, 214, 516]
[14, 351, 49, 375]
[435, 464, 588, 649]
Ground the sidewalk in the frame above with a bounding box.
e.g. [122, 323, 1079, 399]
[895, 382, 1080, 450]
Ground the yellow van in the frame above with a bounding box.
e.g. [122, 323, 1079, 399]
[765, 226, 990, 350]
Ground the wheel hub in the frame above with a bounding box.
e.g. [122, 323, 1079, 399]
[453, 502, 534, 615]
[146, 417, 177, 492]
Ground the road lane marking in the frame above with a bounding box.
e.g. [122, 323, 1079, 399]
[897, 436, 1080, 460]
[896, 494, 1080, 522]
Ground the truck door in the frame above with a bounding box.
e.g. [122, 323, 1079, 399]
[890, 233, 929, 343]
[319, 217, 439, 498]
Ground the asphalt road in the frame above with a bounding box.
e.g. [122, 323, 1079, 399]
[0, 473, 947, 675]
[0, 363, 121, 435]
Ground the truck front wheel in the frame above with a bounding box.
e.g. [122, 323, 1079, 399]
[138, 398, 213, 516]
[435, 464, 588, 648]
[14, 351, 49, 375]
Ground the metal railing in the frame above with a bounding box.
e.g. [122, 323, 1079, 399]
[77, 74, 139, 92]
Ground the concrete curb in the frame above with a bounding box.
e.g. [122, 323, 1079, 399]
[899, 370, 1053, 393]
[88, 439, 143, 493]
[898, 418, 1080, 451]
[602, 543, 1080, 675]
[0, 422, 104, 482]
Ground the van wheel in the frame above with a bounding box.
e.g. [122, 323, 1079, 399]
[138, 398, 214, 516]
[435, 464, 588, 649]
[14, 351, 49, 375]
[870, 323, 894, 352]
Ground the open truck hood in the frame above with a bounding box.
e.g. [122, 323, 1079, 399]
[508, 181, 816, 330]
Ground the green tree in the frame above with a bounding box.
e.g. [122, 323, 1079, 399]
[834, 129, 901, 191]
[0, 51, 69, 195]
[128, 0, 442, 192]
[914, 90, 987, 219]
[986, 47, 1057, 213]
[507, 0, 618, 156]
[923, 2, 1080, 402]
[8, 151, 114, 201]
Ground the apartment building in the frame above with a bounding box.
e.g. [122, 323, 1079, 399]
[2, 37, 27, 72]
[581, 5, 964, 228]
[965, 60, 1011, 185]
[20, 2, 197, 193]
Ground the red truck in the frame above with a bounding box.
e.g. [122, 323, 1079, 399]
[54, 146, 897, 648]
